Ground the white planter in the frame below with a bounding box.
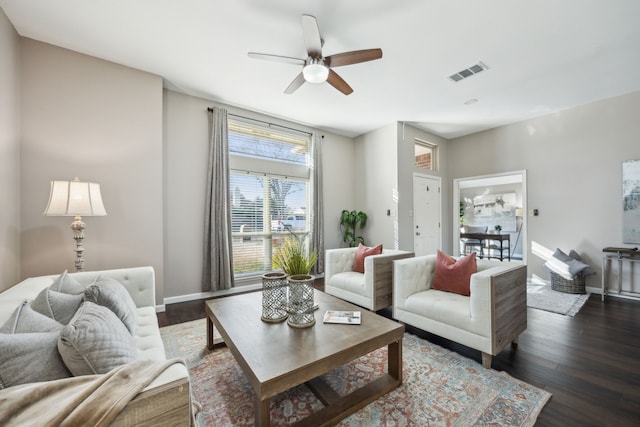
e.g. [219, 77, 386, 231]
[286, 274, 315, 328]
[260, 272, 288, 323]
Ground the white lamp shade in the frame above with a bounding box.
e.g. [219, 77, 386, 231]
[303, 63, 329, 83]
[44, 179, 107, 217]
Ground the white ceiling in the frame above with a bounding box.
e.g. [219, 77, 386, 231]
[2, 0, 640, 139]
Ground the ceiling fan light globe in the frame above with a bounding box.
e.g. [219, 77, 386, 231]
[303, 63, 329, 83]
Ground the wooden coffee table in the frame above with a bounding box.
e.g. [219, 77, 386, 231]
[205, 289, 404, 427]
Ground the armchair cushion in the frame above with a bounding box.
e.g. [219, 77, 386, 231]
[352, 243, 383, 273]
[432, 250, 477, 296]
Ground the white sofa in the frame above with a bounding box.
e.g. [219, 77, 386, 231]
[325, 247, 414, 311]
[393, 255, 527, 368]
[0, 267, 191, 426]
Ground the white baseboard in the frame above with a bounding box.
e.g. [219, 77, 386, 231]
[163, 283, 262, 305]
[531, 278, 604, 296]
[162, 272, 325, 307]
[586, 286, 602, 295]
[155, 304, 166, 313]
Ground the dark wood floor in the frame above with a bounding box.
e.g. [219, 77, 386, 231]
[157, 281, 640, 426]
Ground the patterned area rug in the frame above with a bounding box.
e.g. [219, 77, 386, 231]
[527, 281, 590, 316]
[161, 319, 550, 426]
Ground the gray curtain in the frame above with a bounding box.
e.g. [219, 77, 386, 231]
[202, 107, 234, 291]
[310, 133, 324, 275]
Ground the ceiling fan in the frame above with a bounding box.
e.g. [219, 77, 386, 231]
[248, 14, 382, 95]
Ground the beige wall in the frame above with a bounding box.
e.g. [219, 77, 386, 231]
[448, 91, 640, 292]
[163, 89, 355, 300]
[0, 9, 21, 291]
[397, 123, 451, 254]
[354, 124, 398, 248]
[353, 122, 450, 253]
[20, 39, 165, 303]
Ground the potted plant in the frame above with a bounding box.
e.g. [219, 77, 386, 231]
[339, 209, 368, 247]
[494, 224, 502, 233]
[273, 232, 318, 328]
[273, 232, 317, 276]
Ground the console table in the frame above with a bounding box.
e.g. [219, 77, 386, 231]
[601, 247, 640, 301]
[460, 232, 511, 261]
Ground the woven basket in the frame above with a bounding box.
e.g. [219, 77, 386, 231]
[550, 271, 586, 294]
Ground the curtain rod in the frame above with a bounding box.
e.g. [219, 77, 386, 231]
[207, 107, 312, 136]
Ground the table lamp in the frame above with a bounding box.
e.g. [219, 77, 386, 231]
[43, 177, 107, 271]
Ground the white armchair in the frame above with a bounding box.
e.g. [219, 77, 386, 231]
[393, 255, 527, 368]
[325, 247, 414, 311]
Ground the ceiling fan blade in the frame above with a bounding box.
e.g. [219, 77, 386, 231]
[302, 14, 323, 58]
[284, 72, 306, 94]
[325, 48, 383, 68]
[248, 52, 306, 65]
[327, 69, 353, 95]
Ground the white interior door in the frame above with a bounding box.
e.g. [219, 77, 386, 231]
[413, 174, 441, 257]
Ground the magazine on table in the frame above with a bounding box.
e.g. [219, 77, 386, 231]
[323, 310, 361, 325]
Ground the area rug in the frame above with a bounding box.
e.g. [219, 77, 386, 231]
[527, 281, 590, 316]
[161, 319, 550, 426]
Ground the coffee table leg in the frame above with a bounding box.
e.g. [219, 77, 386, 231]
[255, 396, 270, 427]
[207, 317, 214, 350]
[388, 338, 402, 383]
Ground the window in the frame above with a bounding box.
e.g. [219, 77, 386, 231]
[228, 120, 311, 281]
[415, 139, 437, 171]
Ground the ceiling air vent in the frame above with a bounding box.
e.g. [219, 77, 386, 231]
[448, 62, 488, 83]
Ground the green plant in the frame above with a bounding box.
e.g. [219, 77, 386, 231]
[494, 224, 502, 233]
[339, 209, 368, 247]
[273, 232, 317, 275]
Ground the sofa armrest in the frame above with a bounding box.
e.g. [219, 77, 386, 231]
[469, 263, 527, 353]
[393, 254, 437, 311]
[111, 377, 192, 426]
[365, 250, 414, 310]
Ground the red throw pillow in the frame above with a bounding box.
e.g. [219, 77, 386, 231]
[352, 243, 383, 273]
[432, 250, 477, 296]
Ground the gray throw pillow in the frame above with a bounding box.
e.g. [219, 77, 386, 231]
[569, 249, 596, 276]
[84, 276, 137, 334]
[0, 332, 71, 389]
[550, 248, 590, 277]
[0, 300, 63, 334]
[58, 301, 138, 376]
[31, 287, 83, 325]
[50, 270, 86, 295]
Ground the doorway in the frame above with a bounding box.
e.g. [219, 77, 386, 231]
[413, 174, 441, 257]
[453, 171, 527, 262]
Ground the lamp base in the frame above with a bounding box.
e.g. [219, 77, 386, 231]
[70, 215, 85, 272]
